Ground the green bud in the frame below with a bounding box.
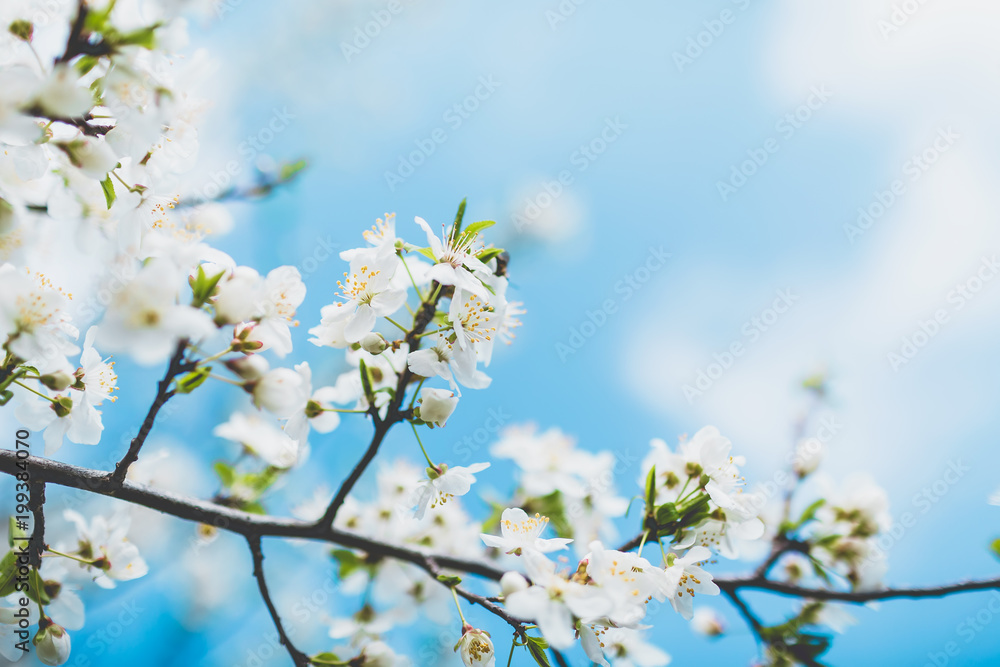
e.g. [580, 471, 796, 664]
[232, 339, 264, 353]
[51, 396, 73, 418]
[360, 332, 387, 355]
[304, 400, 324, 419]
[40, 371, 73, 392]
[686, 462, 703, 478]
[664, 471, 680, 488]
[8, 20, 33, 42]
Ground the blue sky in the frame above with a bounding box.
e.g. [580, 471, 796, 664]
[5, 0, 1000, 665]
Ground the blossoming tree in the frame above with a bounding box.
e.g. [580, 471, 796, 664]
[0, 2, 998, 666]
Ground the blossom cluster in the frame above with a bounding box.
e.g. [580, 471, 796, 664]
[0, 2, 933, 667]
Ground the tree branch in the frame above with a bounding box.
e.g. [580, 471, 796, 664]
[0, 450, 507, 582]
[6, 449, 1000, 664]
[754, 536, 811, 578]
[247, 535, 310, 667]
[314, 281, 444, 528]
[28, 480, 45, 570]
[423, 556, 527, 640]
[107, 341, 189, 487]
[716, 575, 1000, 603]
[55, 1, 112, 65]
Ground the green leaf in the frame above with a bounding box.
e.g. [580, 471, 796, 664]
[213, 462, 235, 488]
[644, 466, 657, 512]
[358, 359, 375, 406]
[8, 516, 28, 548]
[100, 175, 115, 209]
[278, 159, 309, 182]
[450, 198, 468, 241]
[0, 551, 18, 597]
[808, 555, 832, 584]
[476, 247, 505, 263]
[75, 55, 99, 75]
[677, 494, 711, 531]
[24, 567, 50, 606]
[190, 265, 226, 308]
[0, 390, 13, 407]
[414, 246, 438, 263]
[525, 636, 551, 667]
[116, 24, 160, 49]
[791, 499, 826, 531]
[462, 219, 495, 237]
[436, 574, 462, 587]
[655, 502, 679, 526]
[310, 653, 346, 666]
[991, 538, 1000, 560]
[174, 366, 211, 394]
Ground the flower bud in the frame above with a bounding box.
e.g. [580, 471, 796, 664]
[252, 368, 307, 417]
[51, 396, 73, 418]
[40, 371, 73, 392]
[360, 332, 388, 355]
[214, 266, 262, 325]
[500, 571, 528, 597]
[9, 20, 33, 42]
[455, 627, 494, 667]
[417, 388, 458, 427]
[34, 621, 71, 666]
[691, 608, 725, 638]
[225, 354, 269, 381]
[233, 323, 268, 353]
[792, 438, 824, 477]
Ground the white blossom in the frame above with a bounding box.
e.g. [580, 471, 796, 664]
[418, 387, 458, 426]
[481, 507, 572, 556]
[213, 412, 300, 469]
[412, 462, 489, 519]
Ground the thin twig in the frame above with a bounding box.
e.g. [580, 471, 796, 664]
[722, 587, 764, 638]
[314, 281, 444, 528]
[108, 341, 190, 487]
[717, 575, 1000, 603]
[247, 535, 310, 666]
[27, 481, 45, 570]
[424, 556, 528, 640]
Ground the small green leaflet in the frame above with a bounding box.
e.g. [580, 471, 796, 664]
[100, 175, 115, 209]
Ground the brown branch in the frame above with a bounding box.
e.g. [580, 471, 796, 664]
[0, 450, 508, 582]
[314, 281, 444, 529]
[716, 575, 1000, 603]
[247, 535, 310, 667]
[55, 1, 112, 65]
[107, 341, 190, 487]
[5, 449, 1000, 662]
[27, 481, 45, 570]
[754, 536, 811, 578]
[722, 587, 764, 637]
[423, 556, 527, 640]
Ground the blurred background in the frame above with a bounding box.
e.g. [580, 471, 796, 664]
[5, 0, 1000, 664]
